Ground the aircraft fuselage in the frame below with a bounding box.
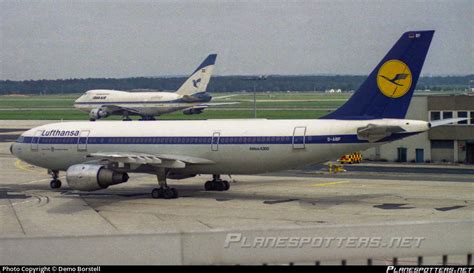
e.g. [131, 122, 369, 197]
[11, 119, 429, 175]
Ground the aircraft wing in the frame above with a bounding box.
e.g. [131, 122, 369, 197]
[86, 152, 215, 169]
[182, 102, 239, 114]
[357, 124, 406, 143]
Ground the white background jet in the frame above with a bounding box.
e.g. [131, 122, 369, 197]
[74, 54, 233, 121]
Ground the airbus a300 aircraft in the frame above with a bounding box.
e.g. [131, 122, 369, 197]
[12, 30, 452, 199]
[74, 54, 232, 121]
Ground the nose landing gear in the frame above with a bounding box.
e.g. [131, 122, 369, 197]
[204, 175, 230, 191]
[48, 170, 62, 189]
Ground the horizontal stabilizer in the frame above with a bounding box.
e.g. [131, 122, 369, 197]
[429, 118, 467, 127]
[357, 124, 406, 143]
[212, 94, 239, 100]
[205, 102, 240, 106]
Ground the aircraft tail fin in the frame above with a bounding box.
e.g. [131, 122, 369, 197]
[321, 30, 434, 120]
[175, 54, 217, 96]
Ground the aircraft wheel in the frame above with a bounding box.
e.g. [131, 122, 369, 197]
[222, 180, 230, 191]
[152, 188, 178, 199]
[205, 181, 213, 191]
[163, 188, 178, 199]
[50, 179, 62, 189]
[214, 182, 224, 191]
[151, 188, 162, 199]
[170, 188, 179, 199]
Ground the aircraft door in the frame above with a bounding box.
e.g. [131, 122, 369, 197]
[211, 132, 220, 151]
[77, 130, 90, 152]
[31, 130, 43, 151]
[292, 126, 306, 149]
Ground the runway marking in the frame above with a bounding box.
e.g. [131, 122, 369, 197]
[14, 159, 43, 173]
[311, 180, 350, 187]
[8, 198, 26, 235]
[21, 178, 54, 185]
[80, 197, 119, 231]
[14, 160, 65, 185]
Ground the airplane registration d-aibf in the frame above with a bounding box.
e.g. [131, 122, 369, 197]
[11, 30, 452, 199]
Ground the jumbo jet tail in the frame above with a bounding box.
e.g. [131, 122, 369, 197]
[321, 30, 434, 120]
[175, 54, 217, 96]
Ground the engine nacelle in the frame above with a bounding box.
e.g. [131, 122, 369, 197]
[66, 164, 129, 191]
[183, 108, 203, 115]
[89, 108, 109, 119]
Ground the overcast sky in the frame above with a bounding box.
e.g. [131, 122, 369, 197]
[1, 0, 472, 80]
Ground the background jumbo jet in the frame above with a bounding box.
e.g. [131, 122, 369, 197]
[74, 54, 234, 121]
[12, 30, 459, 199]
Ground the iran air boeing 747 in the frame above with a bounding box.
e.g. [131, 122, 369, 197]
[74, 54, 234, 121]
[12, 30, 456, 199]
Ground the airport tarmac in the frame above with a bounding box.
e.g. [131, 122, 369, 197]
[0, 120, 473, 264]
[1, 147, 472, 236]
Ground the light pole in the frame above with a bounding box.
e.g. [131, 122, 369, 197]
[253, 81, 257, 118]
[243, 75, 267, 118]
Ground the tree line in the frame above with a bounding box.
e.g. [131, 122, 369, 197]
[0, 75, 472, 95]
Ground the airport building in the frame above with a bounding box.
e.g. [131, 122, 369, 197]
[362, 94, 474, 164]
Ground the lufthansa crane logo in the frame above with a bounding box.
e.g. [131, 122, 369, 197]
[377, 59, 412, 98]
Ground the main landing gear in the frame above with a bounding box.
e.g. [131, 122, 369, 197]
[49, 170, 62, 189]
[204, 175, 230, 191]
[122, 111, 132, 121]
[151, 168, 178, 199]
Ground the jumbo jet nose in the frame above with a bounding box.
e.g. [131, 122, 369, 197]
[10, 143, 14, 155]
[73, 95, 82, 104]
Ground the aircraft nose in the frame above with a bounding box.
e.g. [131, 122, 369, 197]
[10, 143, 16, 156]
[74, 94, 85, 103]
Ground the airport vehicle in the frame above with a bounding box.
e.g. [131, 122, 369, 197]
[12, 30, 456, 199]
[74, 54, 232, 121]
[338, 152, 362, 164]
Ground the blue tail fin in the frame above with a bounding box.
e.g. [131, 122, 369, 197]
[321, 30, 434, 120]
[176, 54, 217, 96]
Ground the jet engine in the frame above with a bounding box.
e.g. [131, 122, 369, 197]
[89, 108, 109, 120]
[183, 108, 204, 115]
[66, 164, 129, 191]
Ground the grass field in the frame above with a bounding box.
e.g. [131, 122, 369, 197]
[0, 92, 349, 120]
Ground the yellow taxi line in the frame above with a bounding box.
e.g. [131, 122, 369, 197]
[14, 159, 43, 173]
[311, 180, 350, 187]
